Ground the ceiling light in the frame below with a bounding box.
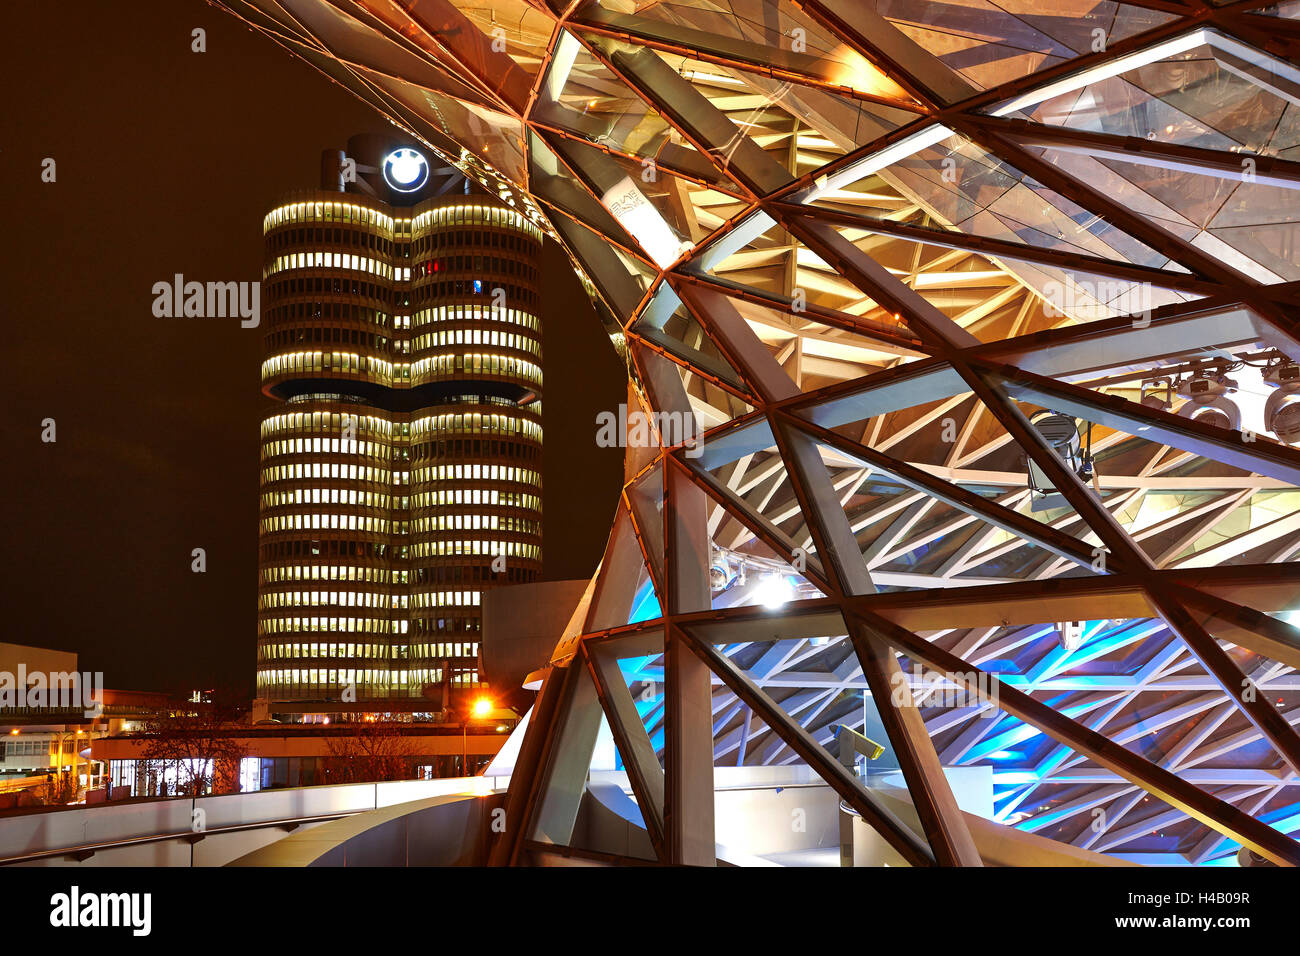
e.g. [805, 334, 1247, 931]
[1264, 360, 1300, 443]
[1056, 621, 1086, 652]
[755, 573, 795, 609]
[1176, 370, 1241, 431]
[1140, 378, 1173, 412]
[1026, 410, 1096, 510]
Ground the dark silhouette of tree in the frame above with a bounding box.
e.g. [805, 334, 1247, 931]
[323, 720, 418, 784]
[41, 770, 78, 805]
[138, 690, 248, 796]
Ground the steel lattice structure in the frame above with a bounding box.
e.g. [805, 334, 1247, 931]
[212, 0, 1300, 866]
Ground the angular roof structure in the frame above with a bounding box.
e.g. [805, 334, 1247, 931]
[213, 0, 1300, 866]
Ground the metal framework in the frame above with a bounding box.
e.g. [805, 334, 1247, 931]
[213, 0, 1300, 866]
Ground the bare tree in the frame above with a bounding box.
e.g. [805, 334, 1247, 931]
[41, 770, 78, 805]
[138, 693, 247, 796]
[323, 720, 418, 784]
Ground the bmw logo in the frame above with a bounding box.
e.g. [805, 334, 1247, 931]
[382, 147, 429, 193]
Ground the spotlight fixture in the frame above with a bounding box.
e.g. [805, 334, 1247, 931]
[1237, 846, 1278, 867]
[708, 544, 812, 608]
[1026, 410, 1097, 511]
[755, 572, 796, 609]
[1055, 621, 1086, 652]
[1176, 368, 1241, 431]
[1263, 359, 1300, 444]
[1139, 378, 1174, 412]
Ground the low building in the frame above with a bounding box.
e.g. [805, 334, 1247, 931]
[91, 714, 515, 797]
[0, 643, 176, 806]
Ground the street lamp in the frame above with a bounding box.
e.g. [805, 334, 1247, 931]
[462, 697, 494, 774]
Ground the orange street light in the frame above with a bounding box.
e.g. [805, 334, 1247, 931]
[463, 697, 496, 775]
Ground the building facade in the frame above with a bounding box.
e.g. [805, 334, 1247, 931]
[0, 642, 180, 807]
[257, 136, 544, 716]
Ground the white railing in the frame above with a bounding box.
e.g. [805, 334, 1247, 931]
[0, 775, 508, 867]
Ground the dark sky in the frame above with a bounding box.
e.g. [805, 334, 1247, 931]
[1, 0, 626, 696]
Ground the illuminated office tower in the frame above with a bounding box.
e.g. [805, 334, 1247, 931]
[257, 135, 544, 716]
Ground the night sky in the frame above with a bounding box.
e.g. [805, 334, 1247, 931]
[2, 0, 627, 696]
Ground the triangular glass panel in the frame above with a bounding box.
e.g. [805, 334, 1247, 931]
[882, 0, 1176, 93]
